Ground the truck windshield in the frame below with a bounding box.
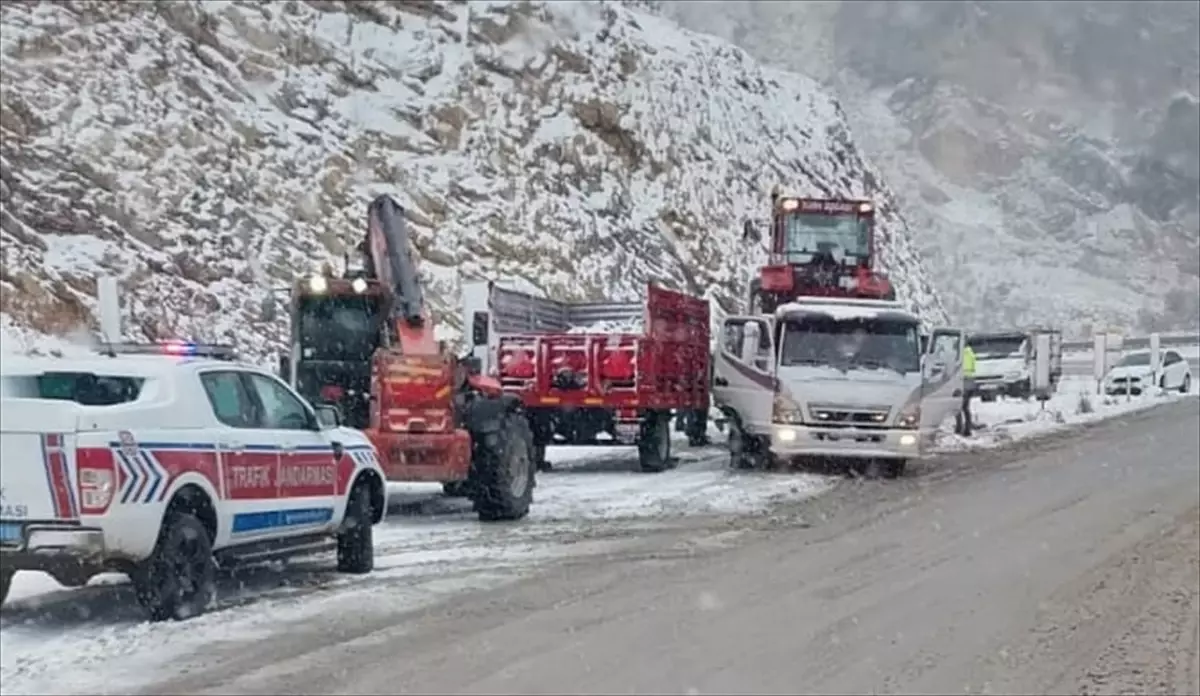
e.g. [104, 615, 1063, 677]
[297, 295, 382, 362]
[969, 336, 1026, 360]
[779, 316, 921, 374]
[781, 213, 870, 264]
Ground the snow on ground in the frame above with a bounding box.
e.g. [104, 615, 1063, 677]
[934, 375, 1199, 452]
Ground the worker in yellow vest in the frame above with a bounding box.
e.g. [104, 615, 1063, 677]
[957, 343, 978, 436]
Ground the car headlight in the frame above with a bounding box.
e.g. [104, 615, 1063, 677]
[896, 401, 920, 430]
[772, 391, 804, 424]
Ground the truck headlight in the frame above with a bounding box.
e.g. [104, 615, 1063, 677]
[772, 391, 804, 424]
[896, 402, 920, 430]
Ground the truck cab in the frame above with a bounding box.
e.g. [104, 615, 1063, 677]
[967, 328, 1063, 401]
[712, 297, 964, 478]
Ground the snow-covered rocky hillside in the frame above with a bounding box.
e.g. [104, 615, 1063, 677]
[0, 0, 945, 360]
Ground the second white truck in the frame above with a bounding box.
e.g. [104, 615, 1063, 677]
[713, 297, 966, 478]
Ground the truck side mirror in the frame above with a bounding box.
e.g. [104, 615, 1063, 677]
[742, 220, 761, 244]
[471, 311, 489, 347]
[261, 296, 277, 322]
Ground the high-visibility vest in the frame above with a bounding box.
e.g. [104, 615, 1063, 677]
[963, 345, 977, 377]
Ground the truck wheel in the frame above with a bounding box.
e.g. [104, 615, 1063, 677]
[637, 411, 673, 473]
[337, 481, 375, 574]
[0, 568, 13, 605]
[1181, 374, 1192, 394]
[131, 511, 216, 622]
[471, 411, 535, 522]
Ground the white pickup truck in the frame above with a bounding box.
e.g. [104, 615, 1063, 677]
[0, 342, 386, 620]
[712, 298, 965, 478]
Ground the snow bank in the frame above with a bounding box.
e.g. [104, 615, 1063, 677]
[934, 375, 1199, 452]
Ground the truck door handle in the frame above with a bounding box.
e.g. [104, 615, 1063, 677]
[714, 377, 729, 387]
[221, 441, 244, 452]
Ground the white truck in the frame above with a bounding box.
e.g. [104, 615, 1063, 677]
[967, 328, 1063, 401]
[0, 342, 387, 620]
[712, 297, 966, 478]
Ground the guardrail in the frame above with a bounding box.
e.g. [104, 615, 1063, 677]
[1061, 331, 1200, 353]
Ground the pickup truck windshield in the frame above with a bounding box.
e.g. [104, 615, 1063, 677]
[780, 317, 921, 374]
[0, 371, 145, 405]
[297, 295, 382, 362]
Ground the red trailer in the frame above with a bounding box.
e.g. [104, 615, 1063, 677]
[461, 281, 710, 472]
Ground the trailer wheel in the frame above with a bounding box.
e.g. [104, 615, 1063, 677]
[638, 411, 673, 473]
[470, 409, 535, 522]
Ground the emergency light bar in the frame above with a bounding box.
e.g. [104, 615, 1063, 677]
[97, 340, 237, 361]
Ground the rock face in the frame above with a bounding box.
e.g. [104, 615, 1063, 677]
[663, 0, 1200, 336]
[0, 0, 945, 360]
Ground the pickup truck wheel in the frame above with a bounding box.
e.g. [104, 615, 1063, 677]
[337, 481, 375, 574]
[132, 511, 216, 622]
[1181, 374, 1192, 394]
[471, 411, 535, 522]
[0, 568, 13, 605]
[637, 412, 672, 473]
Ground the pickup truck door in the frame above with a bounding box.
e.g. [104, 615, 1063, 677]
[712, 316, 776, 435]
[240, 372, 341, 535]
[921, 327, 965, 435]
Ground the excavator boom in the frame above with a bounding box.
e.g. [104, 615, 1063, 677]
[363, 194, 437, 356]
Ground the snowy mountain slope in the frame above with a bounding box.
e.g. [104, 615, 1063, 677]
[662, 1, 1200, 337]
[0, 0, 945, 361]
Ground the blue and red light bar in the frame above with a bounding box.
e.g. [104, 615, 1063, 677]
[98, 340, 236, 361]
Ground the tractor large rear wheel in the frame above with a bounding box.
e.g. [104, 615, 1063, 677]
[468, 404, 536, 522]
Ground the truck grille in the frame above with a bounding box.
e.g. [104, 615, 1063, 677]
[808, 406, 891, 428]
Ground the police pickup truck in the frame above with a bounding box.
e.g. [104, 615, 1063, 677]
[0, 341, 387, 621]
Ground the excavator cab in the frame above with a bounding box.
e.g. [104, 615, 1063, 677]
[283, 276, 387, 429]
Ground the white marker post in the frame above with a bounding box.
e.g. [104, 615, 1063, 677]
[1092, 333, 1107, 395]
[1149, 333, 1161, 393]
[1034, 333, 1052, 405]
[97, 275, 121, 345]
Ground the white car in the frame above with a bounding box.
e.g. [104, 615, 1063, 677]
[0, 342, 386, 621]
[1103, 350, 1193, 396]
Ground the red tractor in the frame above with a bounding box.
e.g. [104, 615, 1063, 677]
[742, 190, 896, 313]
[269, 195, 536, 521]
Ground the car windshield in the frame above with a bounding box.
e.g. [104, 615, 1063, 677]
[297, 295, 382, 362]
[1117, 352, 1151, 367]
[968, 336, 1026, 359]
[781, 212, 870, 264]
[779, 316, 921, 374]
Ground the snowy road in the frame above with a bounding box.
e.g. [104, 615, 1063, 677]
[137, 399, 1200, 696]
[1, 380, 1195, 695]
